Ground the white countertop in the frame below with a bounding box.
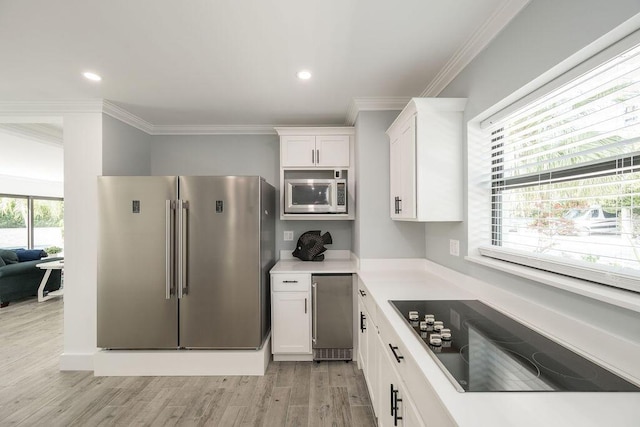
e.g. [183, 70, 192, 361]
[357, 260, 640, 427]
[270, 251, 358, 274]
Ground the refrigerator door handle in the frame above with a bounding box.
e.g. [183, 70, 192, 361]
[165, 200, 174, 299]
[312, 282, 317, 344]
[177, 199, 184, 299]
[182, 201, 189, 296]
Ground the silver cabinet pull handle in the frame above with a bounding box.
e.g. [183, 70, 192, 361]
[316, 149, 320, 164]
[312, 149, 315, 164]
[305, 298, 307, 314]
[312, 282, 317, 344]
[283, 280, 298, 283]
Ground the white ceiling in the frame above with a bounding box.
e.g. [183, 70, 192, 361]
[0, 0, 528, 127]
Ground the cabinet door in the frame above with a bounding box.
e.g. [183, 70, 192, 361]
[364, 305, 379, 415]
[377, 336, 401, 427]
[281, 136, 316, 167]
[272, 291, 311, 353]
[389, 116, 417, 220]
[389, 130, 403, 219]
[316, 135, 350, 167]
[358, 301, 378, 415]
[398, 116, 417, 219]
[358, 301, 368, 368]
[377, 335, 425, 427]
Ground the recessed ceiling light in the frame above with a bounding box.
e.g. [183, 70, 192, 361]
[83, 72, 102, 81]
[297, 70, 312, 80]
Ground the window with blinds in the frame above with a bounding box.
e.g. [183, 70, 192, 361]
[480, 42, 640, 293]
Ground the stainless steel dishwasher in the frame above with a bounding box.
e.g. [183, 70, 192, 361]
[311, 274, 353, 361]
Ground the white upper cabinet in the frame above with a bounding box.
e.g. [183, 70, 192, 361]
[275, 127, 356, 220]
[315, 135, 350, 167]
[281, 136, 317, 167]
[280, 134, 350, 168]
[386, 98, 467, 222]
[389, 117, 417, 219]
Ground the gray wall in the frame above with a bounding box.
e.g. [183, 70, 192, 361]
[354, 111, 426, 259]
[431, 0, 640, 343]
[149, 134, 352, 256]
[102, 114, 151, 175]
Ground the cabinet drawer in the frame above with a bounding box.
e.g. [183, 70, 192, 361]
[272, 273, 311, 291]
[378, 306, 456, 426]
[377, 306, 410, 379]
[357, 279, 377, 325]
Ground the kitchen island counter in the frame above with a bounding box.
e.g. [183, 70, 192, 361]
[357, 259, 640, 427]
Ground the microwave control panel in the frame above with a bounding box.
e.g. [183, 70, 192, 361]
[337, 182, 346, 207]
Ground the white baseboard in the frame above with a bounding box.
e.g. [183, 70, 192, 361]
[94, 335, 271, 376]
[59, 352, 94, 371]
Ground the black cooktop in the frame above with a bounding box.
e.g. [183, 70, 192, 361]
[389, 300, 640, 392]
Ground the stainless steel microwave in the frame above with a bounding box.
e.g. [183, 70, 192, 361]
[284, 178, 347, 214]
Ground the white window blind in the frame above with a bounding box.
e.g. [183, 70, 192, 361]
[480, 42, 640, 293]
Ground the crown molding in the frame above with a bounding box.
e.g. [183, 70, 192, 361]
[151, 124, 277, 135]
[274, 126, 355, 136]
[102, 100, 154, 134]
[0, 123, 63, 146]
[420, 0, 530, 97]
[345, 97, 412, 125]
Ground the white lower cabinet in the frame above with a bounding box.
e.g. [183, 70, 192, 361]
[358, 296, 378, 415]
[271, 273, 312, 358]
[357, 279, 455, 426]
[377, 333, 425, 427]
[272, 291, 310, 353]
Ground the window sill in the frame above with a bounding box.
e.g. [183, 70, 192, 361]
[465, 255, 640, 314]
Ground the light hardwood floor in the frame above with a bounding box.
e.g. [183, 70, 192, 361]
[0, 298, 376, 426]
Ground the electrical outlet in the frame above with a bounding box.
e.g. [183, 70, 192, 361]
[449, 239, 460, 256]
[284, 231, 294, 241]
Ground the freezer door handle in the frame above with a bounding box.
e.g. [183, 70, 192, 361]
[312, 282, 317, 344]
[177, 200, 186, 298]
[165, 200, 174, 299]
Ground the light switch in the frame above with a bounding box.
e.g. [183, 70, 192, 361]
[284, 231, 294, 241]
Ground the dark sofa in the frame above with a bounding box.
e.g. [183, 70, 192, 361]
[0, 249, 63, 307]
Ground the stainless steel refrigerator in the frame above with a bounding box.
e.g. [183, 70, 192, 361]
[97, 176, 275, 350]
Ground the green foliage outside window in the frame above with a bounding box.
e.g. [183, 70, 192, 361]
[0, 197, 64, 228]
[0, 198, 26, 228]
